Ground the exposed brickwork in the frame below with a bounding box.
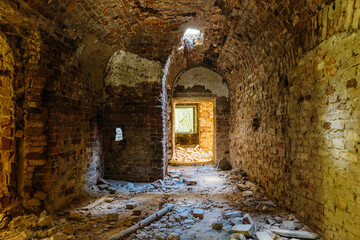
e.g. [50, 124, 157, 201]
[0, 27, 51, 211]
[103, 82, 163, 182]
[0, 23, 102, 212]
[198, 101, 214, 153]
[22, 30, 48, 203]
[42, 32, 103, 210]
[225, 2, 360, 239]
[287, 32, 360, 240]
[0, 1, 359, 239]
[228, 60, 289, 204]
[215, 96, 231, 161]
[21, 0, 231, 62]
[0, 31, 15, 209]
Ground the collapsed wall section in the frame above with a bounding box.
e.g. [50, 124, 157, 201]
[103, 50, 164, 182]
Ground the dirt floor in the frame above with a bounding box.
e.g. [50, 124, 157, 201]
[0, 165, 321, 240]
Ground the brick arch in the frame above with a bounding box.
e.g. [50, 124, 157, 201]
[22, 0, 305, 62]
[20, 0, 356, 71]
[0, 31, 16, 210]
[172, 67, 229, 96]
[170, 66, 231, 163]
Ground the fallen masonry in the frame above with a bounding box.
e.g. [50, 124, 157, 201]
[0, 165, 322, 240]
[110, 204, 175, 240]
[231, 224, 255, 237]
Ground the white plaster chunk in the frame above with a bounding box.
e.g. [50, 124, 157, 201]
[105, 50, 162, 87]
[176, 67, 229, 98]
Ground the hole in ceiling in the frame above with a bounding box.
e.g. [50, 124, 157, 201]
[179, 28, 203, 50]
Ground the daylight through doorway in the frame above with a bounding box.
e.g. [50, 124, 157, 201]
[171, 98, 215, 165]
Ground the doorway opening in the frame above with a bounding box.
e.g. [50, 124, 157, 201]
[171, 98, 215, 165]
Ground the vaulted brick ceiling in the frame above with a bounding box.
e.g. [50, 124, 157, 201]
[23, 0, 326, 64]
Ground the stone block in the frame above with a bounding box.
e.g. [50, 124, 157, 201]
[237, 184, 249, 191]
[212, 220, 223, 230]
[242, 214, 254, 225]
[168, 233, 180, 240]
[62, 223, 76, 235]
[180, 211, 188, 219]
[126, 202, 137, 209]
[8, 214, 38, 229]
[79, 223, 92, 231]
[132, 209, 142, 216]
[242, 191, 253, 197]
[231, 224, 255, 237]
[68, 212, 82, 220]
[105, 213, 119, 222]
[37, 216, 54, 228]
[192, 209, 204, 219]
[1, 138, 11, 150]
[51, 233, 68, 240]
[23, 198, 41, 212]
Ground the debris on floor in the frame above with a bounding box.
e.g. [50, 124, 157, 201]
[172, 145, 213, 163]
[217, 157, 232, 171]
[0, 165, 322, 240]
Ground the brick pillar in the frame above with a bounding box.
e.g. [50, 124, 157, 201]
[0, 31, 16, 210]
[21, 30, 48, 210]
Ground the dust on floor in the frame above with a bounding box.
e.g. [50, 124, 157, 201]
[0, 165, 321, 240]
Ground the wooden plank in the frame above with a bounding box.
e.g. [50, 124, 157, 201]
[81, 195, 108, 210]
[255, 232, 274, 240]
[271, 229, 319, 239]
[109, 204, 175, 240]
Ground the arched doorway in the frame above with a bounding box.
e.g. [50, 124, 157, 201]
[169, 67, 230, 166]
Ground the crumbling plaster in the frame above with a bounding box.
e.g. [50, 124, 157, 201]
[105, 50, 163, 87]
[175, 67, 229, 98]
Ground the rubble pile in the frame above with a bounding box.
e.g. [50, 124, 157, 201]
[0, 210, 94, 240]
[127, 204, 207, 239]
[0, 166, 321, 240]
[92, 170, 198, 195]
[172, 145, 212, 163]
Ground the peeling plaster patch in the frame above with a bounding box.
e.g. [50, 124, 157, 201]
[105, 50, 162, 87]
[176, 67, 229, 98]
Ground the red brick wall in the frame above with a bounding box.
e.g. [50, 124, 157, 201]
[0, 31, 16, 210]
[36, 33, 103, 211]
[0, 27, 50, 211]
[103, 82, 163, 182]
